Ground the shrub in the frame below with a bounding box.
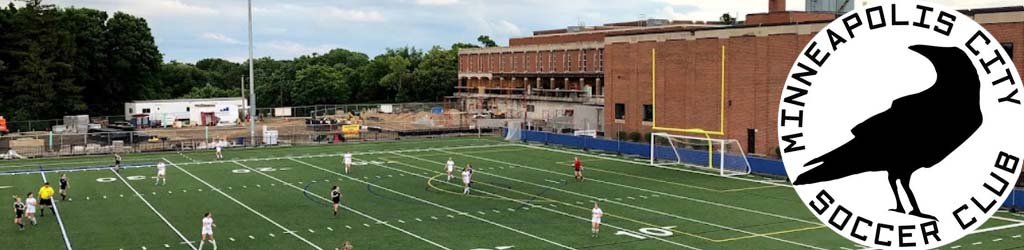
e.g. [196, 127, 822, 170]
[617, 131, 628, 141]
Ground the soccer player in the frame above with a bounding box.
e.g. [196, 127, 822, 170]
[37, 182, 54, 217]
[462, 166, 472, 194]
[199, 212, 217, 250]
[59, 173, 69, 201]
[591, 202, 603, 237]
[113, 153, 123, 173]
[573, 157, 584, 182]
[215, 143, 224, 160]
[444, 158, 455, 182]
[343, 151, 353, 174]
[155, 161, 167, 186]
[13, 196, 25, 231]
[331, 186, 343, 216]
[24, 193, 37, 226]
[343, 241, 353, 250]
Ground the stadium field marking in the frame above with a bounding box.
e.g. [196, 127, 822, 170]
[548, 159, 779, 193]
[163, 158, 324, 250]
[440, 149, 821, 225]
[289, 158, 579, 250]
[229, 161, 451, 250]
[360, 158, 704, 250]
[41, 172, 73, 250]
[111, 169, 197, 250]
[0, 138, 499, 170]
[393, 154, 826, 247]
[519, 144, 792, 188]
[0, 143, 515, 175]
[424, 173, 555, 203]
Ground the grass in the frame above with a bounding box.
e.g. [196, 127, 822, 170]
[0, 136, 1022, 249]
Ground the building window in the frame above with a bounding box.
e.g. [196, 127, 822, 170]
[598, 49, 604, 72]
[522, 52, 528, 72]
[1003, 43, 1015, 59]
[564, 51, 571, 72]
[642, 104, 653, 122]
[549, 51, 556, 72]
[186, 107, 191, 112]
[614, 103, 625, 120]
[129, 108, 134, 114]
[527, 105, 535, 112]
[580, 49, 587, 72]
[537, 51, 543, 72]
[142, 108, 151, 114]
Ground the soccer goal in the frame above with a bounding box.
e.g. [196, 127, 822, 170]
[649, 132, 751, 176]
[505, 121, 522, 141]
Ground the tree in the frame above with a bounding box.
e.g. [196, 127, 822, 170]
[477, 35, 498, 47]
[413, 46, 458, 101]
[720, 13, 736, 25]
[183, 84, 236, 99]
[94, 12, 163, 114]
[291, 65, 350, 105]
[160, 61, 212, 97]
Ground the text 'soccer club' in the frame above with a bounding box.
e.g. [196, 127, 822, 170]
[777, 1, 1023, 249]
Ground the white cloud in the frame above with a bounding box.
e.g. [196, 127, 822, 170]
[50, 0, 220, 18]
[494, 20, 522, 36]
[416, 0, 459, 6]
[323, 7, 386, 22]
[200, 32, 241, 45]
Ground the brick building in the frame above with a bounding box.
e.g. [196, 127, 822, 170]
[456, 1, 1024, 158]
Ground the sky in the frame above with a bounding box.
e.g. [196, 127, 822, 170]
[11, 0, 1023, 63]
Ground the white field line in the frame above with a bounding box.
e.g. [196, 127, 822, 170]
[348, 157, 703, 250]
[229, 161, 451, 250]
[111, 169, 197, 250]
[41, 172, 73, 250]
[971, 222, 1024, 234]
[0, 138, 494, 170]
[397, 152, 824, 250]
[441, 149, 820, 225]
[1, 144, 514, 175]
[519, 144, 792, 187]
[163, 158, 323, 250]
[289, 158, 579, 250]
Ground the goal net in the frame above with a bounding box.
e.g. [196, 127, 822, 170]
[505, 121, 522, 141]
[649, 132, 751, 176]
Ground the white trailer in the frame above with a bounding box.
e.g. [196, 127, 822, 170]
[124, 97, 246, 127]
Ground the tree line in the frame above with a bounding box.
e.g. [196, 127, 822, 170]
[0, 0, 501, 121]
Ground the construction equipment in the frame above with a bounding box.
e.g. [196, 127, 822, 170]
[0, 116, 8, 135]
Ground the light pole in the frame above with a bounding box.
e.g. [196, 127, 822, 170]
[247, 0, 257, 145]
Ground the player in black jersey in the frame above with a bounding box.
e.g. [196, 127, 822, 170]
[59, 173, 69, 201]
[114, 153, 123, 173]
[331, 186, 343, 216]
[12, 196, 25, 231]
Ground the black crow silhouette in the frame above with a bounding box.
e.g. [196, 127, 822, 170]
[793, 45, 983, 221]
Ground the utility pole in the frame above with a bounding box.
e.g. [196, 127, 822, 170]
[247, 0, 257, 145]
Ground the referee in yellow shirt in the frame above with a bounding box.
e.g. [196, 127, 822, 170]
[38, 182, 55, 217]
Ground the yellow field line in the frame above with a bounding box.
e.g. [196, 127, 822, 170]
[391, 157, 810, 243]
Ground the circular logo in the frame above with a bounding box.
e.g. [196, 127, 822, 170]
[777, 1, 1023, 249]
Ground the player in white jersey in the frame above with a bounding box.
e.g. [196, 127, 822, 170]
[343, 151, 353, 174]
[155, 161, 167, 186]
[462, 166, 472, 194]
[24, 192, 37, 226]
[215, 143, 224, 160]
[444, 158, 455, 182]
[199, 212, 217, 250]
[591, 202, 603, 238]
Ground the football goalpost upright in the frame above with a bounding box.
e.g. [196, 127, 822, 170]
[649, 132, 751, 176]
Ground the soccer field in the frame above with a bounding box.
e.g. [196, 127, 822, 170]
[2, 137, 1022, 250]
